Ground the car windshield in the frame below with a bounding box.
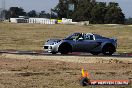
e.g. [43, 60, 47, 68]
[64, 33, 82, 40]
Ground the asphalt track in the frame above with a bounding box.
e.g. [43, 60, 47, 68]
[0, 50, 132, 58]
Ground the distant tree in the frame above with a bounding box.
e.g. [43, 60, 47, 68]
[50, 9, 57, 19]
[38, 10, 50, 18]
[9, 7, 26, 18]
[38, 10, 57, 19]
[53, 0, 68, 19]
[91, 2, 107, 24]
[52, 0, 78, 19]
[104, 2, 125, 24]
[39, 11, 46, 18]
[53, 0, 98, 21]
[0, 7, 26, 19]
[72, 0, 93, 21]
[27, 10, 37, 17]
[125, 18, 132, 24]
[4, 10, 10, 19]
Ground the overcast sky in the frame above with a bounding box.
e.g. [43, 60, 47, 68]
[0, 0, 132, 18]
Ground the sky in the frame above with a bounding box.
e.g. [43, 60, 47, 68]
[0, 0, 132, 18]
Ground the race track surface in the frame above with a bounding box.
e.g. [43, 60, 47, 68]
[0, 50, 132, 58]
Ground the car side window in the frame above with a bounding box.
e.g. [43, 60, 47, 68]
[68, 33, 83, 40]
[90, 35, 94, 40]
[78, 34, 84, 39]
[84, 34, 94, 40]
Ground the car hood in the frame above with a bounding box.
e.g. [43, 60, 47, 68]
[45, 39, 62, 45]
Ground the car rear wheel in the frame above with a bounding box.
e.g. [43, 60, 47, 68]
[102, 44, 115, 55]
[90, 52, 100, 55]
[51, 52, 57, 54]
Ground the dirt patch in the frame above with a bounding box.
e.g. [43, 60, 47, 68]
[0, 54, 132, 88]
[1, 53, 132, 63]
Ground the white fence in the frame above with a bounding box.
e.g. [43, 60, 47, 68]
[29, 18, 57, 24]
[10, 18, 28, 23]
[10, 18, 57, 24]
[9, 18, 84, 25]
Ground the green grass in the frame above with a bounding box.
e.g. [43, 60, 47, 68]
[0, 23, 132, 53]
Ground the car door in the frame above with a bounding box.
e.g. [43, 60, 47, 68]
[71, 34, 86, 52]
[72, 39, 86, 52]
[83, 34, 99, 51]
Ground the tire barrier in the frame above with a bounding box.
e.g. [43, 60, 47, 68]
[29, 18, 57, 24]
[10, 18, 57, 24]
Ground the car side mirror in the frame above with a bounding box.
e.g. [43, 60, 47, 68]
[78, 37, 83, 41]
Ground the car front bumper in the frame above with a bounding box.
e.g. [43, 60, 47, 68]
[44, 45, 58, 53]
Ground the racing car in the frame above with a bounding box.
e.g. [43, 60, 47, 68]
[43, 33, 117, 55]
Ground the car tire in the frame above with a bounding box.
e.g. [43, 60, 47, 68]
[102, 44, 115, 56]
[90, 52, 100, 55]
[51, 52, 57, 54]
[59, 43, 72, 54]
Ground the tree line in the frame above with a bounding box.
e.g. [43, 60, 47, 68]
[0, 0, 130, 24]
[53, 0, 125, 24]
[0, 7, 57, 19]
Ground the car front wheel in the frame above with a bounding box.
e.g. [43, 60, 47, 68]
[59, 43, 72, 54]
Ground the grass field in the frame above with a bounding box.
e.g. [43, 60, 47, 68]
[0, 22, 132, 53]
[0, 23, 132, 88]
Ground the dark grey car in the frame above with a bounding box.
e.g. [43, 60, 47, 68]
[44, 33, 117, 55]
